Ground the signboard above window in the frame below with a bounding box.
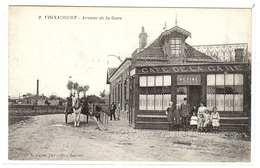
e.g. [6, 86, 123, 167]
[177, 75, 201, 85]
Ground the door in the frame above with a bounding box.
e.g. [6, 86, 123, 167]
[188, 85, 202, 110]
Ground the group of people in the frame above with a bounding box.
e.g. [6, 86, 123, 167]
[110, 102, 121, 121]
[166, 98, 220, 132]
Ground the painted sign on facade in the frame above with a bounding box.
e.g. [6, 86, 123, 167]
[136, 63, 247, 74]
[177, 75, 201, 85]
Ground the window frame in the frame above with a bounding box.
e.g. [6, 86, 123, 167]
[206, 73, 244, 111]
[169, 38, 182, 57]
[139, 75, 171, 111]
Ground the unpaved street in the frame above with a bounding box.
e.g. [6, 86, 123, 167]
[8, 114, 250, 162]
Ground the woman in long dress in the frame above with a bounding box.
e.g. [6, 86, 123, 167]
[166, 102, 174, 131]
[197, 102, 207, 131]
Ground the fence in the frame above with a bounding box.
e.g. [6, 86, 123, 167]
[100, 111, 109, 128]
[9, 104, 64, 115]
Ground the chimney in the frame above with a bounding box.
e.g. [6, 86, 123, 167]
[235, 49, 244, 62]
[139, 26, 148, 49]
[37, 79, 39, 96]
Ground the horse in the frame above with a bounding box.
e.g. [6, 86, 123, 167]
[72, 96, 82, 127]
[80, 97, 89, 123]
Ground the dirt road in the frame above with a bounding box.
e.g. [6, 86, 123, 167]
[8, 114, 250, 162]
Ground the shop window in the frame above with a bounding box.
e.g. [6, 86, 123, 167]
[207, 74, 243, 111]
[169, 38, 181, 57]
[139, 75, 171, 111]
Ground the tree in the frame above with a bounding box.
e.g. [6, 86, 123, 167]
[86, 95, 103, 104]
[83, 85, 89, 98]
[66, 81, 74, 96]
[49, 95, 58, 100]
[73, 82, 79, 97]
[99, 89, 106, 98]
[78, 86, 85, 98]
[22, 93, 32, 99]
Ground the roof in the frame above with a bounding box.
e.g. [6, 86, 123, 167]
[106, 68, 117, 84]
[160, 26, 191, 39]
[133, 38, 167, 61]
[185, 43, 218, 61]
[132, 25, 216, 63]
[106, 58, 132, 84]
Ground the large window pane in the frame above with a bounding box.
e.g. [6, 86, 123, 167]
[225, 94, 234, 111]
[155, 76, 163, 86]
[164, 75, 171, 86]
[216, 94, 225, 111]
[207, 94, 215, 111]
[216, 74, 224, 85]
[147, 76, 155, 86]
[155, 95, 163, 110]
[207, 74, 215, 86]
[139, 94, 147, 110]
[225, 74, 234, 85]
[234, 94, 243, 111]
[163, 94, 171, 110]
[140, 76, 147, 87]
[235, 74, 243, 85]
[147, 95, 155, 110]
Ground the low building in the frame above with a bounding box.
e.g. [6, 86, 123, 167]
[107, 24, 250, 131]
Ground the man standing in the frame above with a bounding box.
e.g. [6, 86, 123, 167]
[180, 98, 190, 131]
[110, 102, 116, 121]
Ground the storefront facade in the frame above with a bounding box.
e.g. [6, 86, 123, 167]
[128, 62, 250, 130]
[108, 25, 250, 131]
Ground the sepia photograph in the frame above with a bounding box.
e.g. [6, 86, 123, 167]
[5, 3, 255, 165]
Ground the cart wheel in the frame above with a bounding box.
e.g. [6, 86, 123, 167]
[65, 113, 68, 124]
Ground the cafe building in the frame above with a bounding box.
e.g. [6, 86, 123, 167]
[107, 24, 250, 131]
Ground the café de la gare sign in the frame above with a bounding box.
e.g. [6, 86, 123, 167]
[136, 64, 246, 74]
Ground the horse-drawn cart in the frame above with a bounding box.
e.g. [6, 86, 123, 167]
[64, 97, 89, 126]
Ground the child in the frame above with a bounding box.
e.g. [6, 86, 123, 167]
[191, 106, 197, 116]
[203, 110, 211, 132]
[210, 107, 220, 133]
[197, 113, 204, 131]
[197, 102, 207, 131]
[190, 112, 198, 131]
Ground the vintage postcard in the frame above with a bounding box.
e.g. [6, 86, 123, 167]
[6, 4, 255, 165]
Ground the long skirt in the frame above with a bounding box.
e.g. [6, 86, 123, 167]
[212, 119, 220, 127]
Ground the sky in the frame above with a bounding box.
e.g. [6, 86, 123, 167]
[8, 7, 252, 98]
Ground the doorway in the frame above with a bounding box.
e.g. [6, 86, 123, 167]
[188, 85, 202, 110]
[176, 85, 202, 109]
